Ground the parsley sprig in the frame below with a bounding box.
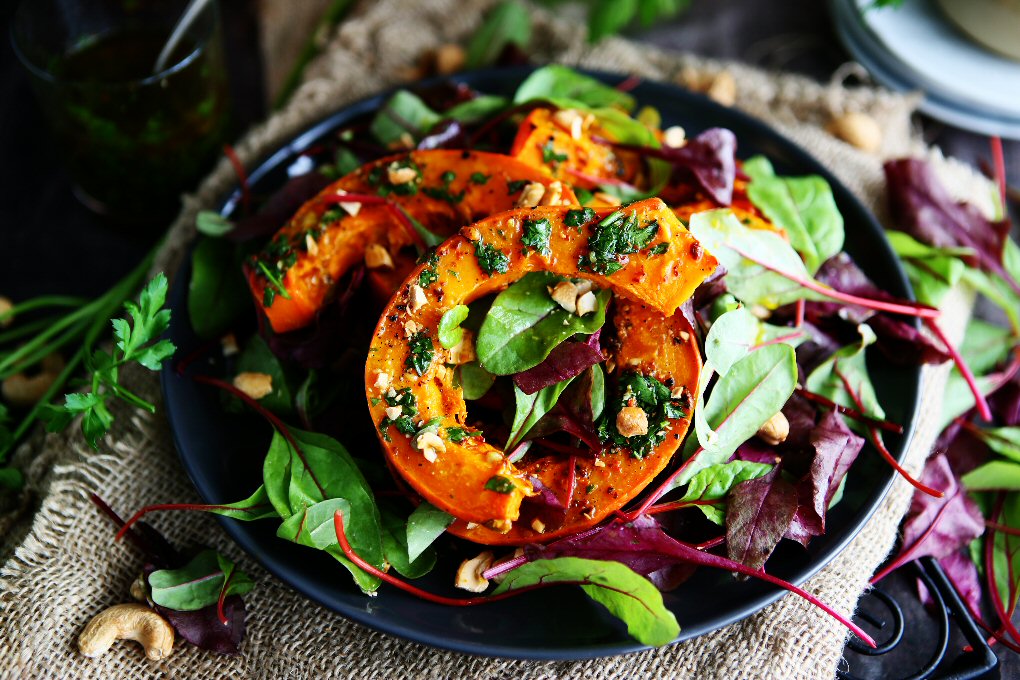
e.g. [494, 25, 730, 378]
[39, 274, 177, 449]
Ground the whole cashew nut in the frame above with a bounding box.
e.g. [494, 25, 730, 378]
[1, 353, 64, 407]
[78, 603, 174, 661]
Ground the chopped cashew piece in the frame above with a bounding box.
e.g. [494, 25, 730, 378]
[757, 411, 790, 446]
[539, 181, 564, 207]
[408, 284, 428, 313]
[553, 109, 584, 139]
[387, 164, 418, 185]
[365, 243, 394, 269]
[454, 551, 494, 593]
[616, 406, 649, 437]
[707, 71, 737, 106]
[77, 603, 174, 661]
[334, 190, 362, 216]
[304, 233, 319, 256]
[220, 333, 240, 357]
[373, 371, 390, 390]
[403, 320, 421, 338]
[531, 518, 546, 534]
[663, 125, 687, 148]
[549, 281, 579, 313]
[434, 43, 465, 75]
[384, 406, 403, 420]
[414, 430, 446, 463]
[516, 182, 546, 208]
[575, 291, 598, 316]
[233, 372, 273, 400]
[485, 519, 512, 534]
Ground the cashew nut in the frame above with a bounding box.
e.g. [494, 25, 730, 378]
[364, 243, 394, 269]
[757, 411, 790, 446]
[78, 603, 174, 661]
[616, 406, 649, 437]
[454, 551, 494, 592]
[515, 182, 546, 208]
[433, 43, 466, 75]
[0, 296, 12, 328]
[232, 371, 273, 400]
[827, 112, 882, 153]
[2, 353, 64, 407]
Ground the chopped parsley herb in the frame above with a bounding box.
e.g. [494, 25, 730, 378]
[565, 208, 597, 228]
[473, 238, 510, 276]
[585, 483, 596, 494]
[484, 475, 516, 494]
[320, 207, 344, 226]
[596, 372, 687, 459]
[447, 269, 461, 279]
[507, 179, 529, 194]
[418, 250, 440, 288]
[521, 217, 552, 256]
[370, 397, 381, 406]
[406, 330, 435, 375]
[422, 169, 465, 204]
[446, 427, 481, 443]
[470, 172, 490, 185]
[648, 242, 669, 256]
[541, 138, 568, 168]
[371, 160, 421, 197]
[578, 210, 660, 275]
[379, 388, 419, 442]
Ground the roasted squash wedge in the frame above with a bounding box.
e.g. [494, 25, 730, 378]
[509, 108, 642, 188]
[246, 150, 578, 333]
[363, 198, 717, 542]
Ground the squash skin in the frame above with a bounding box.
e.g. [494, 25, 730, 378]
[363, 198, 717, 536]
[247, 150, 577, 333]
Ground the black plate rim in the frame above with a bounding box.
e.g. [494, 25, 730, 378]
[161, 65, 922, 661]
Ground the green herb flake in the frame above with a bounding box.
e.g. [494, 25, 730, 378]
[418, 250, 440, 289]
[521, 217, 553, 256]
[474, 239, 511, 276]
[507, 179, 529, 195]
[565, 208, 597, 228]
[541, 138, 568, 168]
[446, 427, 482, 443]
[596, 372, 687, 459]
[379, 388, 419, 442]
[578, 210, 659, 275]
[470, 172, 491, 185]
[484, 475, 516, 494]
[648, 243, 669, 256]
[423, 169, 465, 204]
[406, 331, 435, 376]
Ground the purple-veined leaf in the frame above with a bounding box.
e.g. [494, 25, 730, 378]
[884, 158, 1016, 294]
[513, 330, 604, 394]
[725, 468, 798, 570]
[155, 596, 246, 656]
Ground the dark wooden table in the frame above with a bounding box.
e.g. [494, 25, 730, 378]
[1, 1, 1015, 677]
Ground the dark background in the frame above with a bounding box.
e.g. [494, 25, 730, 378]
[1, 1, 1016, 676]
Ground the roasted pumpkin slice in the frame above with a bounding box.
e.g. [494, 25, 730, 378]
[363, 198, 717, 537]
[509, 108, 643, 188]
[246, 150, 578, 333]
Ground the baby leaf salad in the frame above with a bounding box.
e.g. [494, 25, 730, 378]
[102, 66, 1017, 650]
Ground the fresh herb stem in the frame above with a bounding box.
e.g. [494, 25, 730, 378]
[0, 296, 89, 320]
[0, 317, 63, 346]
[0, 302, 99, 377]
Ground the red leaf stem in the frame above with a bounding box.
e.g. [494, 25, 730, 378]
[795, 387, 904, 434]
[626, 447, 705, 519]
[222, 145, 251, 214]
[991, 137, 1007, 213]
[870, 497, 955, 584]
[643, 498, 724, 516]
[924, 318, 994, 422]
[835, 369, 942, 497]
[986, 521, 1020, 537]
[751, 330, 807, 350]
[615, 74, 641, 92]
[728, 244, 940, 320]
[114, 501, 273, 542]
[795, 299, 805, 327]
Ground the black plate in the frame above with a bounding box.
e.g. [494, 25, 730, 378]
[162, 66, 921, 660]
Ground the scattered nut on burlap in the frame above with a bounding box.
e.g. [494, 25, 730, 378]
[0, 1, 991, 677]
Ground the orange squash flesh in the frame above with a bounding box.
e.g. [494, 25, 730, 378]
[247, 150, 578, 333]
[509, 108, 642, 188]
[363, 198, 717, 538]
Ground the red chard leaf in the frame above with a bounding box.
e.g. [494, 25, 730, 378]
[155, 596, 246, 655]
[884, 158, 1016, 293]
[513, 331, 604, 395]
[918, 550, 983, 617]
[518, 476, 568, 533]
[990, 373, 1020, 427]
[725, 468, 798, 570]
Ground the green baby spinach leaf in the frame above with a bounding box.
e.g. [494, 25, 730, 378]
[263, 427, 385, 592]
[379, 504, 438, 579]
[688, 209, 827, 310]
[514, 65, 635, 111]
[370, 91, 441, 146]
[962, 460, 1020, 491]
[236, 335, 294, 416]
[507, 377, 577, 449]
[492, 557, 679, 647]
[704, 307, 760, 376]
[678, 460, 775, 524]
[443, 96, 511, 124]
[677, 344, 797, 488]
[465, 1, 532, 68]
[204, 485, 279, 521]
[743, 155, 844, 273]
[188, 236, 249, 340]
[886, 230, 969, 307]
[456, 362, 496, 399]
[148, 549, 254, 612]
[977, 427, 1020, 463]
[438, 305, 470, 349]
[806, 324, 884, 424]
[195, 210, 234, 237]
[406, 501, 454, 562]
[476, 272, 609, 375]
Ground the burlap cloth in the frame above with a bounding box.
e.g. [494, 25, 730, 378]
[0, 1, 993, 677]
